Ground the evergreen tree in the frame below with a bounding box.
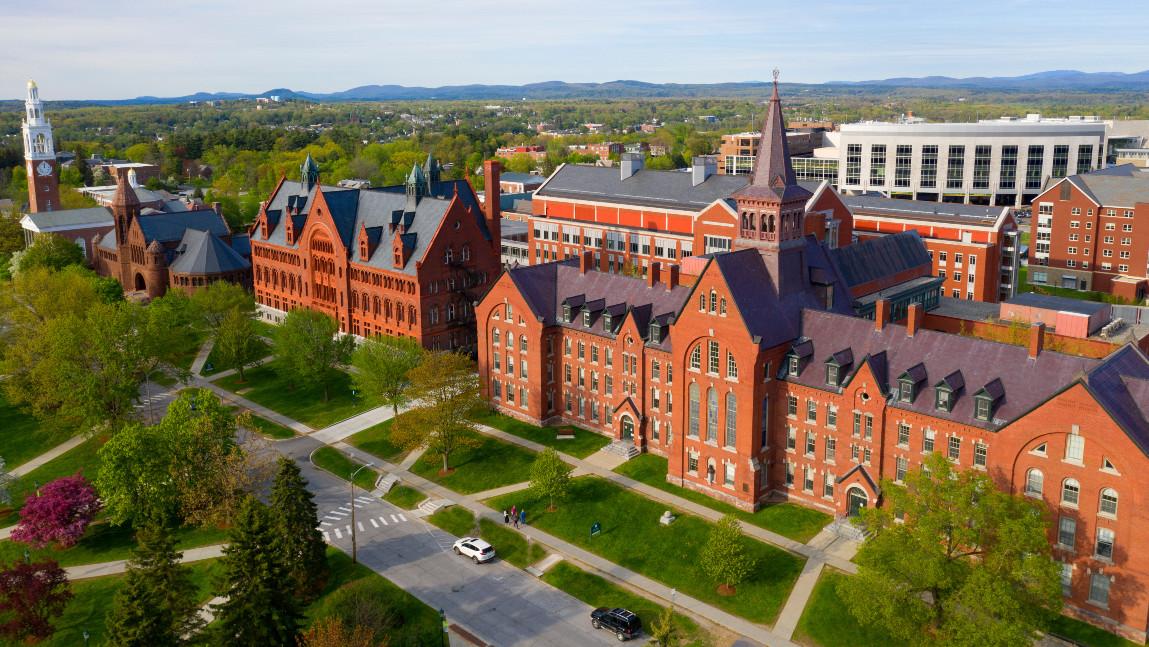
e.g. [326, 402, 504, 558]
[105, 524, 202, 646]
[270, 457, 328, 600]
[213, 497, 300, 647]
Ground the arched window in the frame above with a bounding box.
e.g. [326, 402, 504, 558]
[373, 296, 380, 315]
[397, 304, 405, 322]
[1025, 468, 1044, 497]
[724, 392, 737, 448]
[1100, 488, 1118, 517]
[409, 306, 416, 325]
[520, 337, 527, 352]
[719, 298, 727, 316]
[709, 290, 717, 313]
[1061, 479, 1080, 506]
[493, 329, 501, 347]
[689, 346, 701, 370]
[385, 300, 393, 319]
[688, 383, 700, 438]
[506, 333, 514, 348]
[706, 387, 718, 442]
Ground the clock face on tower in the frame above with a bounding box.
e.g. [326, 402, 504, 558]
[36, 161, 52, 177]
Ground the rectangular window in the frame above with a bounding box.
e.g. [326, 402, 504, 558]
[827, 405, 837, 428]
[853, 412, 861, 437]
[869, 144, 887, 185]
[805, 431, 816, 457]
[974, 442, 987, 467]
[708, 341, 720, 374]
[1026, 145, 1045, 190]
[591, 345, 599, 363]
[605, 375, 613, 395]
[999, 145, 1018, 190]
[923, 429, 935, 453]
[972, 145, 991, 189]
[706, 390, 719, 443]
[724, 462, 735, 487]
[803, 466, 815, 493]
[1095, 528, 1114, 560]
[894, 144, 912, 188]
[786, 426, 797, 451]
[1089, 573, 1110, 608]
[864, 415, 873, 441]
[1061, 563, 1073, 597]
[1052, 145, 1070, 178]
[688, 453, 698, 473]
[651, 360, 660, 380]
[897, 423, 910, 447]
[823, 471, 835, 498]
[863, 447, 872, 464]
[806, 400, 817, 423]
[787, 395, 798, 417]
[946, 145, 965, 189]
[785, 462, 794, 486]
[1058, 516, 1076, 549]
[948, 436, 961, 461]
[1066, 433, 1084, 462]
[845, 144, 862, 185]
[825, 437, 836, 462]
[920, 145, 938, 188]
[1077, 145, 1094, 175]
[895, 456, 908, 483]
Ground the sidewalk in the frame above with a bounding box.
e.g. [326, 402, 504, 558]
[311, 403, 402, 445]
[64, 543, 226, 581]
[10, 435, 85, 477]
[194, 379, 315, 436]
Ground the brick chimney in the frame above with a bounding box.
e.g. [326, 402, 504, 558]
[647, 261, 661, 287]
[483, 159, 502, 248]
[579, 250, 594, 274]
[906, 303, 924, 337]
[874, 299, 890, 331]
[1028, 322, 1045, 359]
[666, 264, 680, 291]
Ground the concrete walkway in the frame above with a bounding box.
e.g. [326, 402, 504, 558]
[471, 480, 533, 501]
[65, 543, 226, 581]
[772, 559, 825, 640]
[194, 379, 315, 436]
[189, 339, 215, 376]
[311, 403, 403, 445]
[10, 435, 85, 477]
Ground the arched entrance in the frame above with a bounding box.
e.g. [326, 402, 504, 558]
[134, 273, 146, 291]
[619, 415, 634, 443]
[846, 487, 869, 517]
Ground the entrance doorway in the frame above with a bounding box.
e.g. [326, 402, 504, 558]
[620, 415, 634, 443]
[134, 273, 146, 291]
[847, 487, 868, 517]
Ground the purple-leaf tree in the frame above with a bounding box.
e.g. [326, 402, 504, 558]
[0, 560, 72, 641]
[12, 474, 102, 549]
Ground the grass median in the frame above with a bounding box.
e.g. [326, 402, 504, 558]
[409, 429, 536, 494]
[214, 361, 371, 429]
[382, 485, 424, 510]
[615, 454, 831, 543]
[477, 518, 546, 568]
[0, 392, 66, 469]
[426, 506, 476, 537]
[487, 476, 805, 626]
[311, 447, 379, 491]
[347, 419, 409, 463]
[793, 569, 906, 647]
[471, 409, 610, 459]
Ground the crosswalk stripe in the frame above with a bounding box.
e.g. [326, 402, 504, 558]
[320, 522, 331, 527]
[323, 515, 341, 520]
[338, 506, 352, 512]
[378, 516, 388, 525]
[323, 532, 330, 542]
[353, 503, 365, 509]
[328, 511, 347, 518]
[390, 514, 400, 523]
[357, 522, 365, 532]
[344, 525, 352, 536]
[370, 519, 379, 528]
[355, 496, 373, 503]
[397, 513, 407, 522]
[334, 527, 343, 539]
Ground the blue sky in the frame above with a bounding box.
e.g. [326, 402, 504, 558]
[5, 0, 1149, 99]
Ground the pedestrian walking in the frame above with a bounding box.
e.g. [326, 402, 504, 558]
[512, 509, 519, 528]
[510, 505, 517, 522]
[503, 510, 509, 524]
[519, 509, 526, 526]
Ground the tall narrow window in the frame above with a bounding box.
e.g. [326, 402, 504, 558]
[706, 388, 719, 443]
[1025, 468, 1044, 497]
[708, 341, 720, 374]
[1058, 516, 1076, 549]
[688, 383, 700, 438]
[1089, 573, 1110, 607]
[1095, 528, 1114, 561]
[1065, 433, 1084, 463]
[1061, 479, 1080, 507]
[724, 392, 737, 448]
[1100, 489, 1118, 517]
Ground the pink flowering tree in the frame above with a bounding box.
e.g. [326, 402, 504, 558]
[11, 475, 101, 549]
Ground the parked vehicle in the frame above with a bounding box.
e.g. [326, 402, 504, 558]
[452, 537, 495, 563]
[590, 607, 641, 641]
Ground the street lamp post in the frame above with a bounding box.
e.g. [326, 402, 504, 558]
[440, 608, 448, 647]
[82, 630, 90, 647]
[348, 458, 375, 564]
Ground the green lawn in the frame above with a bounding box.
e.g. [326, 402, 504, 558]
[471, 409, 611, 459]
[311, 447, 379, 491]
[1046, 614, 1142, 647]
[426, 506, 476, 537]
[0, 522, 227, 568]
[40, 559, 221, 647]
[542, 561, 711, 647]
[213, 361, 371, 429]
[201, 338, 270, 377]
[383, 485, 424, 510]
[793, 569, 907, 647]
[243, 412, 295, 440]
[252, 320, 277, 339]
[0, 392, 65, 469]
[615, 454, 832, 543]
[346, 419, 409, 463]
[477, 518, 546, 568]
[305, 548, 440, 644]
[0, 434, 106, 528]
[488, 477, 805, 625]
[409, 429, 536, 494]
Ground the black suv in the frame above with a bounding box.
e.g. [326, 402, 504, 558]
[590, 607, 641, 641]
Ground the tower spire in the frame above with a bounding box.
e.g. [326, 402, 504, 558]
[22, 80, 60, 213]
[744, 68, 799, 194]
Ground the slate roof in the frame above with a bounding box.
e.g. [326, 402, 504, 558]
[791, 308, 1101, 430]
[22, 206, 112, 230]
[827, 231, 932, 290]
[1006, 292, 1109, 316]
[733, 80, 812, 203]
[537, 164, 750, 211]
[1084, 345, 1149, 454]
[254, 179, 489, 277]
[843, 194, 1007, 226]
[1064, 169, 1149, 207]
[501, 172, 544, 186]
[506, 259, 692, 349]
[137, 210, 229, 244]
[169, 228, 251, 275]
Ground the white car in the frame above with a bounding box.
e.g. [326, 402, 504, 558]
[452, 537, 496, 563]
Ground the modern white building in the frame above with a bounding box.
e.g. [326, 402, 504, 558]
[826, 115, 1107, 206]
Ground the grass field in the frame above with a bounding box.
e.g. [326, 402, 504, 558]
[477, 518, 546, 568]
[542, 561, 712, 647]
[382, 485, 424, 510]
[1046, 614, 1142, 647]
[409, 429, 537, 494]
[242, 413, 295, 439]
[615, 454, 831, 543]
[0, 522, 227, 568]
[214, 362, 371, 429]
[793, 569, 906, 647]
[201, 338, 270, 377]
[0, 435, 106, 528]
[311, 447, 379, 491]
[488, 477, 805, 625]
[426, 506, 476, 537]
[346, 419, 409, 463]
[471, 409, 610, 459]
[0, 392, 64, 469]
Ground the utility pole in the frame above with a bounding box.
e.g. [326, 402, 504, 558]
[348, 458, 375, 564]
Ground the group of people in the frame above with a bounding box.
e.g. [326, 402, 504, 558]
[503, 505, 526, 528]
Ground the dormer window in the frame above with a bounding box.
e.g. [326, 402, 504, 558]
[899, 379, 915, 403]
[935, 386, 953, 413]
[603, 313, 613, 332]
[787, 355, 800, 377]
[974, 396, 991, 421]
[649, 321, 662, 341]
[583, 310, 592, 327]
[562, 304, 572, 323]
[972, 379, 1002, 422]
[826, 364, 839, 386]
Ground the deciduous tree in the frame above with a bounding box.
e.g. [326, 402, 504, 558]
[11, 474, 101, 549]
[529, 448, 572, 511]
[15, 233, 84, 274]
[647, 606, 680, 647]
[213, 497, 300, 647]
[699, 515, 756, 595]
[389, 351, 483, 474]
[215, 307, 265, 382]
[297, 617, 377, 647]
[270, 457, 328, 600]
[105, 524, 203, 646]
[351, 335, 424, 416]
[273, 309, 354, 402]
[838, 452, 1061, 646]
[189, 280, 255, 333]
[0, 560, 72, 641]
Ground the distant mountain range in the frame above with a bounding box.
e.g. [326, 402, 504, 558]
[13, 70, 1149, 104]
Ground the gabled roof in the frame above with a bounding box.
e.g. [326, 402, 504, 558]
[843, 194, 1008, 227]
[536, 164, 749, 212]
[790, 308, 1100, 429]
[827, 231, 932, 292]
[21, 206, 112, 231]
[136, 209, 229, 244]
[1059, 168, 1149, 208]
[1085, 345, 1149, 454]
[169, 228, 251, 275]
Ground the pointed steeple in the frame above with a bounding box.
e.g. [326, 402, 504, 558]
[301, 152, 319, 192]
[735, 69, 805, 201]
[112, 171, 140, 245]
[423, 152, 441, 187]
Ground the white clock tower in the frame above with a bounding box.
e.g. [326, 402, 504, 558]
[22, 80, 60, 213]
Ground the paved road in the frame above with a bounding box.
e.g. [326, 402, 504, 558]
[278, 436, 617, 647]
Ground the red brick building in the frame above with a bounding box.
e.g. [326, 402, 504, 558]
[249, 155, 503, 352]
[477, 80, 1149, 641]
[846, 194, 1021, 302]
[1030, 164, 1149, 303]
